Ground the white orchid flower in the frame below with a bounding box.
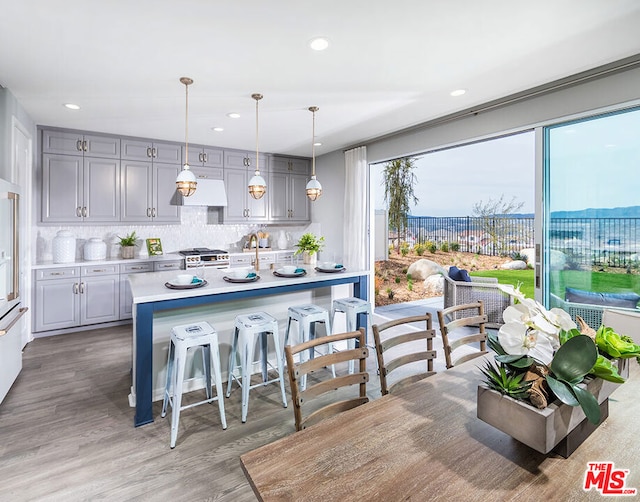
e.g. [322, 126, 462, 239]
[498, 321, 554, 364]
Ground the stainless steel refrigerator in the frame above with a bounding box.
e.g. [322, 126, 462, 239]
[0, 177, 27, 404]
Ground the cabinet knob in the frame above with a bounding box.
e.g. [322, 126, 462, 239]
[76, 139, 83, 152]
[146, 208, 151, 218]
[82, 207, 87, 217]
[147, 147, 152, 158]
[151, 208, 157, 218]
[152, 147, 157, 158]
[73, 283, 79, 294]
[79, 282, 85, 294]
[82, 140, 88, 152]
[76, 207, 82, 217]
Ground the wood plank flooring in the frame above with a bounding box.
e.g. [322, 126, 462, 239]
[0, 325, 386, 501]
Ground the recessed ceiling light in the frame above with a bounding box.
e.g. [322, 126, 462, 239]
[314, 142, 322, 147]
[227, 112, 240, 119]
[449, 89, 466, 97]
[64, 103, 80, 110]
[212, 127, 224, 132]
[309, 37, 329, 51]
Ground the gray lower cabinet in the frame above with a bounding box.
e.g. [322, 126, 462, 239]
[153, 260, 183, 271]
[42, 154, 120, 223]
[119, 262, 153, 320]
[120, 161, 181, 223]
[34, 265, 119, 332]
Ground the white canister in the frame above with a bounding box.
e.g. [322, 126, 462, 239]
[84, 238, 107, 261]
[52, 230, 76, 263]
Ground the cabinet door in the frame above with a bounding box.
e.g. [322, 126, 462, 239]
[84, 157, 120, 222]
[42, 154, 83, 223]
[34, 278, 80, 331]
[192, 167, 223, 180]
[80, 275, 119, 325]
[120, 277, 134, 320]
[121, 161, 152, 222]
[268, 171, 289, 221]
[270, 156, 310, 175]
[122, 139, 153, 161]
[289, 173, 311, 222]
[152, 163, 181, 222]
[83, 134, 120, 158]
[153, 142, 182, 164]
[183, 146, 203, 166]
[202, 147, 224, 168]
[225, 151, 251, 169]
[42, 130, 84, 156]
[289, 158, 310, 175]
[223, 169, 249, 222]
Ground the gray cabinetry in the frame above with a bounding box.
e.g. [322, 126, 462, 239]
[183, 145, 224, 168]
[33, 267, 80, 332]
[122, 138, 182, 164]
[268, 156, 310, 223]
[153, 260, 183, 271]
[41, 153, 120, 223]
[42, 130, 120, 158]
[223, 152, 269, 223]
[80, 265, 119, 325]
[119, 262, 153, 320]
[120, 161, 180, 223]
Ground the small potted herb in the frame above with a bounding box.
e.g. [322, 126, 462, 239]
[294, 232, 325, 265]
[118, 231, 138, 259]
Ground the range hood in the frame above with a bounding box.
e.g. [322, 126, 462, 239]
[181, 179, 228, 207]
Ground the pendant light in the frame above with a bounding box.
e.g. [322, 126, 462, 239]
[248, 93, 266, 199]
[306, 106, 322, 201]
[176, 77, 197, 197]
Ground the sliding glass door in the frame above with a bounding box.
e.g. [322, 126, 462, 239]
[543, 107, 640, 328]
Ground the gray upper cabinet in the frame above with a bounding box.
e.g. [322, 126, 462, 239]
[183, 145, 224, 168]
[41, 153, 120, 223]
[122, 138, 182, 164]
[42, 129, 120, 158]
[223, 151, 269, 223]
[268, 156, 311, 223]
[120, 161, 180, 223]
[120, 139, 181, 223]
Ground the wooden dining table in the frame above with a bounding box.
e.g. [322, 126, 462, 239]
[240, 356, 640, 501]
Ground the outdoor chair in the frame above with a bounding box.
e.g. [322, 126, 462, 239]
[442, 268, 513, 328]
[285, 329, 369, 431]
[437, 301, 488, 369]
[372, 314, 436, 396]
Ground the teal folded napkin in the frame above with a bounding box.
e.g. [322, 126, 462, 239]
[246, 272, 257, 278]
[335, 264, 343, 269]
[191, 277, 203, 284]
[294, 268, 305, 274]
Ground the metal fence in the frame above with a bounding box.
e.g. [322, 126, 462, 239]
[389, 216, 640, 268]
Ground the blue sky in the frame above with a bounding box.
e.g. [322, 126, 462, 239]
[371, 131, 535, 217]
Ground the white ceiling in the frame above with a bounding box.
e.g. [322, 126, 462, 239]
[2, 0, 640, 158]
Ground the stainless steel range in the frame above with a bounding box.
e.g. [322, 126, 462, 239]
[179, 248, 230, 270]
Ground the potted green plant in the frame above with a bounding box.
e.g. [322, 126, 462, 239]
[294, 232, 325, 265]
[118, 231, 137, 259]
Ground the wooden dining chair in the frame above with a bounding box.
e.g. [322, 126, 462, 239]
[285, 328, 369, 431]
[372, 314, 437, 395]
[437, 301, 488, 369]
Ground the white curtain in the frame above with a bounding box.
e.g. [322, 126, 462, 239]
[343, 146, 367, 269]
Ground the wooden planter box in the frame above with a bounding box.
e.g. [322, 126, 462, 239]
[477, 359, 629, 457]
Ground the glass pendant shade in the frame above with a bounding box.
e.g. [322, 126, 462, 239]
[176, 77, 197, 197]
[176, 164, 197, 196]
[305, 175, 322, 201]
[248, 172, 266, 199]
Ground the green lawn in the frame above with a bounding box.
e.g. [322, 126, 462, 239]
[470, 268, 640, 301]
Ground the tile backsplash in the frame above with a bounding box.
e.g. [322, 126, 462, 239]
[33, 207, 313, 263]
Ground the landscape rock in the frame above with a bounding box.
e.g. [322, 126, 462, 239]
[407, 259, 447, 281]
[500, 260, 528, 270]
[520, 247, 535, 265]
[423, 275, 444, 295]
[520, 247, 567, 269]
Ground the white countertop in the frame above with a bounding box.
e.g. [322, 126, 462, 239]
[129, 266, 368, 304]
[32, 253, 183, 270]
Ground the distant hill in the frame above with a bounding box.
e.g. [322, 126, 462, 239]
[550, 206, 640, 219]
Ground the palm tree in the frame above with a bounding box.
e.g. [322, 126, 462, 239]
[383, 157, 418, 253]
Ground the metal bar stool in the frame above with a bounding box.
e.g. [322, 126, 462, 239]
[161, 321, 227, 449]
[331, 297, 373, 374]
[284, 304, 335, 389]
[226, 312, 288, 423]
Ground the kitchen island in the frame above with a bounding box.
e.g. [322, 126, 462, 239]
[128, 266, 369, 427]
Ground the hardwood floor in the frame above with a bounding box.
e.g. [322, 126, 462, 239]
[0, 325, 385, 501]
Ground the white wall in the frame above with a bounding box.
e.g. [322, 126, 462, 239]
[314, 65, 640, 261]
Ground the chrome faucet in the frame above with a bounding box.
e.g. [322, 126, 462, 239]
[248, 233, 260, 272]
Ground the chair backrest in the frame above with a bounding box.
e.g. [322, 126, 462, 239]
[285, 328, 369, 431]
[437, 301, 488, 369]
[372, 314, 436, 395]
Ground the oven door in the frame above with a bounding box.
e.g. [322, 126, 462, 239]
[200, 255, 230, 269]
